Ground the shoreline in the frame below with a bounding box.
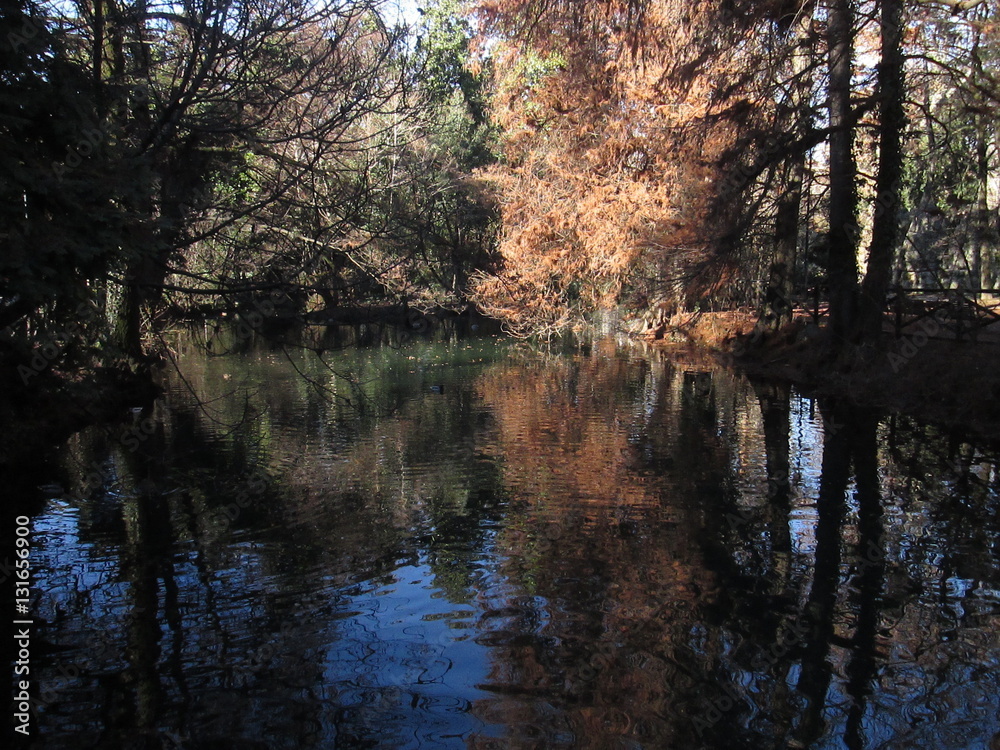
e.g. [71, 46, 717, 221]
[5, 312, 999, 478]
[642, 309, 1000, 444]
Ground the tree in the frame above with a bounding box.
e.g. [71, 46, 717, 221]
[470, 0, 998, 351]
[111, 1, 412, 355]
[468, 1, 778, 334]
[341, 0, 500, 310]
[171, 0, 499, 317]
[825, 0, 860, 346]
[2, 0, 418, 369]
[0, 0, 123, 359]
[856, 0, 905, 341]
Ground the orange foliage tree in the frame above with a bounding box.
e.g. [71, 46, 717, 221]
[468, 1, 811, 335]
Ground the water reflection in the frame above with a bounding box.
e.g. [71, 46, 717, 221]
[20, 330, 1000, 749]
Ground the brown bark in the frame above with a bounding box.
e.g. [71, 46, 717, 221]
[755, 173, 802, 336]
[857, 0, 905, 342]
[826, 0, 859, 346]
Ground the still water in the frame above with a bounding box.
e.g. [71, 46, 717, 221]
[19, 325, 1000, 749]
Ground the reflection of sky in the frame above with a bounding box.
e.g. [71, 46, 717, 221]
[789, 393, 825, 496]
[28, 419, 514, 746]
[30, 500, 503, 747]
[32, 499, 121, 623]
[320, 559, 493, 743]
[784, 393, 827, 566]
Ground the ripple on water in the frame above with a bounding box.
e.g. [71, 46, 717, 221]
[18, 336, 1000, 749]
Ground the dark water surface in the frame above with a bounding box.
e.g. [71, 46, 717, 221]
[16, 327, 1000, 748]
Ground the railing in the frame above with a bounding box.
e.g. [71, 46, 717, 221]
[797, 285, 1000, 341]
[886, 286, 1000, 341]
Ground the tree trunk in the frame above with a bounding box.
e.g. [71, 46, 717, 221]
[755, 172, 802, 337]
[826, 0, 859, 346]
[114, 0, 158, 363]
[971, 121, 990, 294]
[857, 0, 905, 341]
[970, 9, 996, 295]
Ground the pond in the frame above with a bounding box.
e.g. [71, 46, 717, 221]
[14, 323, 1000, 749]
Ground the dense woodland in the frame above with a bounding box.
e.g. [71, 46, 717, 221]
[1, 0, 497, 381]
[472, 0, 999, 340]
[1, 0, 999, 387]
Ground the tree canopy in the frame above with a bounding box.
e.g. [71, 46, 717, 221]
[469, 0, 1000, 343]
[1, 0, 498, 385]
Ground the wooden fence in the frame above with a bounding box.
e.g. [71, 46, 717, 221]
[803, 286, 1000, 341]
[886, 287, 1000, 341]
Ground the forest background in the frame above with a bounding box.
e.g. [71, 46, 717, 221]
[2, 0, 998, 417]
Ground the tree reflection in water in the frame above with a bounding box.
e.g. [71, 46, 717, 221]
[19, 331, 1000, 749]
